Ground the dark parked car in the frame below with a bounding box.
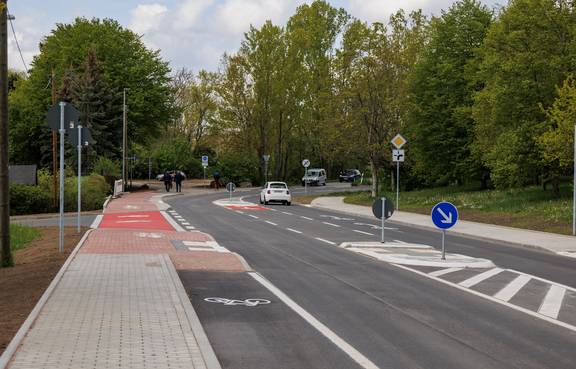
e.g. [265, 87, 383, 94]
[339, 169, 362, 182]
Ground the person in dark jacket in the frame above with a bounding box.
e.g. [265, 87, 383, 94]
[164, 170, 172, 192]
[213, 171, 221, 190]
[174, 171, 184, 193]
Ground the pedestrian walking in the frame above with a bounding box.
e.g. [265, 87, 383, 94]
[164, 170, 172, 192]
[213, 170, 221, 190]
[175, 171, 184, 193]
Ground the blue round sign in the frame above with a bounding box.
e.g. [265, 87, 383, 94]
[431, 202, 458, 230]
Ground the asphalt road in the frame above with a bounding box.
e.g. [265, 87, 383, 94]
[168, 188, 576, 369]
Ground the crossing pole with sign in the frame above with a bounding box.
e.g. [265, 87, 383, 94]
[302, 159, 310, 195]
[431, 202, 459, 260]
[58, 102, 66, 252]
[391, 134, 407, 211]
[372, 197, 394, 243]
[263, 155, 270, 184]
[226, 182, 236, 202]
[77, 124, 82, 233]
[202, 156, 208, 180]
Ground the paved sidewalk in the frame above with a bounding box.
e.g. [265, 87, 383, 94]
[311, 197, 576, 256]
[1, 191, 223, 369]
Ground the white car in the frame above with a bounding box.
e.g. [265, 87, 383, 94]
[260, 182, 292, 205]
[302, 168, 327, 186]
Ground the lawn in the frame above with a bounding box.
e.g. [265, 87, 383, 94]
[340, 185, 573, 235]
[9, 224, 41, 251]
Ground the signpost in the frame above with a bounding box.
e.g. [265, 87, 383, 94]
[202, 155, 209, 180]
[263, 154, 270, 184]
[372, 197, 394, 243]
[391, 134, 407, 211]
[431, 202, 459, 260]
[226, 182, 236, 202]
[67, 124, 93, 233]
[302, 159, 310, 195]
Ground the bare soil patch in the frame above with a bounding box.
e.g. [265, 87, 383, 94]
[0, 227, 86, 355]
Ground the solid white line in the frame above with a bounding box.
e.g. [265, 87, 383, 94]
[392, 263, 576, 334]
[428, 267, 463, 277]
[315, 237, 336, 245]
[459, 268, 503, 288]
[286, 228, 302, 234]
[282, 212, 294, 215]
[493, 274, 531, 302]
[265, 221, 278, 226]
[353, 230, 374, 236]
[161, 211, 185, 232]
[323, 222, 341, 228]
[249, 272, 378, 369]
[249, 215, 259, 219]
[300, 216, 313, 221]
[90, 214, 103, 229]
[539, 285, 566, 319]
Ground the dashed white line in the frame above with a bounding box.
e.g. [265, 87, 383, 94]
[265, 221, 278, 226]
[428, 267, 463, 277]
[185, 226, 196, 230]
[323, 222, 341, 228]
[353, 230, 374, 236]
[249, 215, 259, 219]
[493, 274, 532, 302]
[236, 210, 245, 214]
[249, 272, 379, 369]
[286, 228, 302, 234]
[300, 216, 313, 221]
[315, 237, 336, 245]
[459, 268, 503, 288]
[539, 285, 567, 319]
[281, 212, 294, 215]
[181, 222, 190, 225]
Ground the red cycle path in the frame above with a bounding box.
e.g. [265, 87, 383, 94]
[99, 211, 175, 231]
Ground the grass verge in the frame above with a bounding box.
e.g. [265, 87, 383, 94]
[10, 224, 41, 252]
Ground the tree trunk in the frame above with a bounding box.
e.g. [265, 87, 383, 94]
[552, 174, 560, 198]
[370, 160, 379, 198]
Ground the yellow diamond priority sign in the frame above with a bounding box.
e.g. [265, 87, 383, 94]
[391, 133, 407, 149]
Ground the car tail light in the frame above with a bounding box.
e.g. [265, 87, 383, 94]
[286, 190, 290, 195]
[267, 190, 271, 194]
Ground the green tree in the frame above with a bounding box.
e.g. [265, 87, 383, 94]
[408, 0, 492, 187]
[472, 0, 576, 188]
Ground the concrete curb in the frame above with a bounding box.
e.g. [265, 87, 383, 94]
[102, 195, 112, 210]
[161, 254, 222, 369]
[0, 229, 93, 369]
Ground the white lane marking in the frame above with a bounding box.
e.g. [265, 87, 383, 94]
[161, 211, 185, 232]
[249, 272, 378, 369]
[323, 222, 341, 228]
[185, 226, 196, 230]
[282, 211, 294, 215]
[181, 222, 191, 225]
[265, 221, 278, 226]
[353, 230, 374, 236]
[459, 268, 503, 288]
[509, 269, 576, 293]
[392, 263, 576, 334]
[428, 267, 464, 277]
[90, 214, 103, 229]
[116, 220, 152, 223]
[174, 216, 184, 219]
[301, 216, 313, 221]
[493, 274, 532, 302]
[268, 208, 278, 212]
[394, 240, 408, 244]
[249, 215, 259, 219]
[236, 211, 245, 214]
[315, 238, 336, 245]
[539, 285, 567, 319]
[286, 228, 302, 234]
[118, 214, 150, 218]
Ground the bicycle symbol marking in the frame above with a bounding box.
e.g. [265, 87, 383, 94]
[204, 297, 271, 307]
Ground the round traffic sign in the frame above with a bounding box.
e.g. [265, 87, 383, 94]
[302, 159, 310, 168]
[226, 182, 236, 193]
[431, 202, 458, 229]
[372, 198, 394, 220]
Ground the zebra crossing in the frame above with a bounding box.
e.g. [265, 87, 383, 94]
[167, 209, 196, 231]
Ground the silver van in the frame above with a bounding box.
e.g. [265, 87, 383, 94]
[302, 168, 327, 186]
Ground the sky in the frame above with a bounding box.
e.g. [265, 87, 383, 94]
[8, 0, 502, 74]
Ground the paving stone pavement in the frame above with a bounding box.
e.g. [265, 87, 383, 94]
[8, 254, 211, 369]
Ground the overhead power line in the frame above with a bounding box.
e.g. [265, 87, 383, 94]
[7, 10, 28, 74]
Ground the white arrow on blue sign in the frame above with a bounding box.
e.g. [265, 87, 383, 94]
[431, 202, 458, 230]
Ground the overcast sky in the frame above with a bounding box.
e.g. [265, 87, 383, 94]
[8, 0, 502, 74]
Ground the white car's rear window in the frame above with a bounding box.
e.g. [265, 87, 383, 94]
[270, 183, 287, 189]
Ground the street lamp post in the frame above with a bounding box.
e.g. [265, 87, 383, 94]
[122, 88, 128, 191]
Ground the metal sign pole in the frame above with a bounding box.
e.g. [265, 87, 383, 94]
[58, 102, 66, 252]
[148, 157, 151, 181]
[305, 168, 308, 196]
[442, 230, 446, 260]
[381, 197, 385, 243]
[396, 162, 400, 210]
[573, 123, 575, 236]
[77, 125, 82, 233]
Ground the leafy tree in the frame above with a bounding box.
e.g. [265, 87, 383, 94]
[407, 0, 492, 187]
[472, 0, 576, 188]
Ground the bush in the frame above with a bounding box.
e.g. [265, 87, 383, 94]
[64, 174, 110, 212]
[9, 184, 52, 215]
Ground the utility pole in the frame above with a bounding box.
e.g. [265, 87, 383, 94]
[51, 68, 57, 208]
[122, 88, 127, 191]
[0, 0, 12, 267]
[573, 122, 575, 236]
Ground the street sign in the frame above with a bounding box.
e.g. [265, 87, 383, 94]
[392, 149, 405, 162]
[201, 155, 209, 167]
[302, 159, 310, 168]
[391, 133, 407, 149]
[431, 202, 458, 230]
[68, 126, 94, 147]
[46, 103, 79, 131]
[372, 198, 394, 220]
[263, 154, 270, 162]
[226, 182, 236, 193]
